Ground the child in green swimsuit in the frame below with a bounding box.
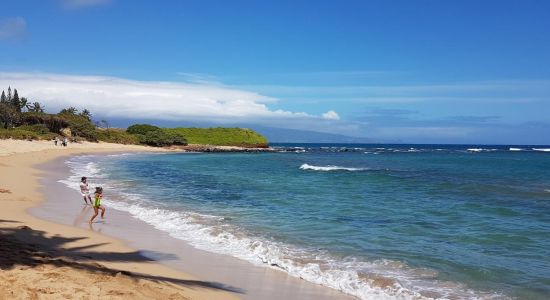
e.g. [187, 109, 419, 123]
[89, 186, 106, 224]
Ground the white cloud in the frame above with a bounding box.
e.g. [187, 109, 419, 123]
[60, 0, 112, 9]
[0, 72, 343, 130]
[0, 17, 26, 41]
[322, 110, 340, 120]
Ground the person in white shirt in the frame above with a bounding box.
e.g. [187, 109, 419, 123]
[79, 176, 92, 205]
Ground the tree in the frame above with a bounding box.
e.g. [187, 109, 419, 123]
[80, 109, 92, 121]
[0, 102, 19, 129]
[142, 129, 187, 147]
[100, 119, 109, 129]
[94, 119, 110, 129]
[27, 102, 45, 113]
[59, 107, 78, 115]
[11, 89, 21, 112]
[126, 124, 159, 135]
[7, 86, 11, 102]
[19, 97, 28, 112]
[0, 91, 6, 104]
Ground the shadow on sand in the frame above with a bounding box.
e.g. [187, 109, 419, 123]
[0, 219, 244, 294]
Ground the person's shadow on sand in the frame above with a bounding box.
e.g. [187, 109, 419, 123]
[0, 219, 244, 294]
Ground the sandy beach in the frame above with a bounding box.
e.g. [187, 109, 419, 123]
[0, 139, 239, 300]
[0, 139, 356, 300]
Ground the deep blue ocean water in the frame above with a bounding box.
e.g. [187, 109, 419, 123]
[61, 144, 550, 299]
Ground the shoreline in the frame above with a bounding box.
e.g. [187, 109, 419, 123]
[0, 139, 239, 299]
[32, 151, 357, 300]
[171, 144, 275, 152]
[0, 139, 355, 300]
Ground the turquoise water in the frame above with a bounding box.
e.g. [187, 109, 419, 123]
[62, 144, 550, 299]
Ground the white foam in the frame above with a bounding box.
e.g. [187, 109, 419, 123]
[300, 164, 367, 172]
[105, 200, 500, 300]
[532, 148, 550, 152]
[466, 148, 497, 152]
[509, 148, 523, 151]
[58, 155, 506, 300]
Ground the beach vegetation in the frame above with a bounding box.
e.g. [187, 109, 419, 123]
[11, 89, 22, 112]
[0, 128, 40, 140]
[127, 124, 267, 147]
[140, 129, 188, 147]
[95, 128, 140, 145]
[20, 112, 70, 133]
[164, 127, 269, 147]
[57, 108, 98, 141]
[0, 87, 269, 147]
[26, 101, 45, 113]
[80, 109, 92, 121]
[126, 124, 160, 135]
[17, 124, 51, 135]
[0, 102, 20, 129]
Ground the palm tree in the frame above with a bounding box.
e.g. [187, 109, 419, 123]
[20, 97, 28, 112]
[80, 109, 92, 121]
[60, 107, 78, 115]
[26, 102, 45, 113]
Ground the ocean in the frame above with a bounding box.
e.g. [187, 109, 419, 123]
[59, 144, 550, 299]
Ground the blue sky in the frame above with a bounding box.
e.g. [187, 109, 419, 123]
[1, 0, 549, 144]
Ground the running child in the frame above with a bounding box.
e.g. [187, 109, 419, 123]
[79, 176, 92, 205]
[89, 186, 106, 224]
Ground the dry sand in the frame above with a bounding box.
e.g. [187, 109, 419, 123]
[0, 139, 239, 300]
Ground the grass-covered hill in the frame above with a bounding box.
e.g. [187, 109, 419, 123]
[0, 86, 269, 148]
[168, 127, 267, 147]
[126, 124, 268, 147]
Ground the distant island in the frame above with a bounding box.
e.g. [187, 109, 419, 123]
[0, 86, 269, 149]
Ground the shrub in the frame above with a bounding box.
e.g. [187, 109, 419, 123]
[17, 124, 50, 134]
[39, 132, 58, 141]
[142, 129, 187, 147]
[20, 112, 69, 133]
[57, 112, 97, 141]
[0, 128, 40, 140]
[0, 103, 20, 129]
[96, 128, 140, 145]
[165, 127, 268, 147]
[127, 124, 160, 135]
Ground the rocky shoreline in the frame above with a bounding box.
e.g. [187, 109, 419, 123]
[169, 144, 275, 153]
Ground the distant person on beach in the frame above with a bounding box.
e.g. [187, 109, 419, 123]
[62, 137, 68, 147]
[89, 186, 106, 224]
[79, 176, 92, 205]
[54, 136, 59, 146]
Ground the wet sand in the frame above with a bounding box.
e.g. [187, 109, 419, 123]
[0, 140, 238, 300]
[31, 153, 357, 300]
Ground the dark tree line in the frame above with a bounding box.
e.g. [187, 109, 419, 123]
[0, 86, 46, 129]
[0, 86, 45, 113]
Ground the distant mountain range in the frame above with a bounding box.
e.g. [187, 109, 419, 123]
[107, 118, 378, 144]
[247, 125, 376, 144]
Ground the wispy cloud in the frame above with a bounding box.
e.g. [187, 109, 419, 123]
[0, 72, 343, 132]
[242, 80, 550, 104]
[59, 0, 112, 9]
[364, 108, 417, 117]
[446, 115, 501, 123]
[0, 17, 26, 42]
[175, 72, 221, 85]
